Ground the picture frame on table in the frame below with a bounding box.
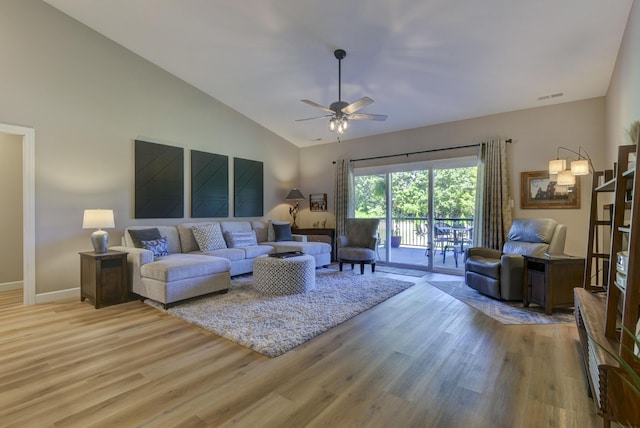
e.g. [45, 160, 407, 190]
[521, 170, 580, 209]
[309, 193, 327, 211]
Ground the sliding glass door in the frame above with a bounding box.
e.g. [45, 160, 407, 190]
[354, 157, 477, 273]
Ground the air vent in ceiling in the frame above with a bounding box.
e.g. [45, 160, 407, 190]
[537, 92, 564, 101]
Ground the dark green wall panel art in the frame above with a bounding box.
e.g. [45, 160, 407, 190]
[135, 140, 184, 219]
[191, 150, 229, 218]
[234, 157, 263, 217]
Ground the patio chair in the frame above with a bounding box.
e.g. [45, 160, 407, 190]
[434, 221, 458, 265]
[415, 223, 430, 256]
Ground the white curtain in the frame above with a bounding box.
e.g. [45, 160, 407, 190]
[473, 138, 512, 249]
[334, 158, 354, 237]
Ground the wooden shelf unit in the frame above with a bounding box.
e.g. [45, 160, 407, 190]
[576, 143, 640, 428]
[584, 170, 614, 291]
[605, 145, 639, 359]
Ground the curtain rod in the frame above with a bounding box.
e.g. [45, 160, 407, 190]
[332, 139, 511, 164]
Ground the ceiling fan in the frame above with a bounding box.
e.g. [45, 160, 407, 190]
[297, 49, 387, 135]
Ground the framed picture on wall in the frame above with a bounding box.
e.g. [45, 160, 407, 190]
[521, 170, 580, 209]
[309, 193, 327, 211]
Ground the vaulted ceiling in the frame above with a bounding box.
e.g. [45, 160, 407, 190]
[44, 0, 633, 147]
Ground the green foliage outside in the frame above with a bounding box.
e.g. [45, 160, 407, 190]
[354, 167, 477, 220]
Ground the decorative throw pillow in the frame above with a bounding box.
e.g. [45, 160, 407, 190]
[141, 236, 170, 257]
[273, 223, 293, 242]
[267, 220, 291, 242]
[224, 231, 258, 248]
[129, 228, 161, 248]
[192, 223, 226, 252]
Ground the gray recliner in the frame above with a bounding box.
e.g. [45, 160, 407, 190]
[337, 218, 380, 274]
[464, 218, 567, 301]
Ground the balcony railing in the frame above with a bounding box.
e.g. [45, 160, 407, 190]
[375, 217, 473, 248]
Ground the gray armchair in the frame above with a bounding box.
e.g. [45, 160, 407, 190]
[464, 218, 567, 300]
[337, 218, 380, 274]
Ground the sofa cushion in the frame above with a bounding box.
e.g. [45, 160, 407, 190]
[201, 248, 246, 262]
[129, 228, 161, 248]
[268, 220, 291, 242]
[224, 231, 258, 248]
[140, 254, 230, 282]
[126, 226, 182, 254]
[178, 222, 219, 253]
[192, 223, 227, 251]
[251, 221, 268, 243]
[273, 223, 293, 241]
[242, 245, 273, 259]
[268, 241, 330, 256]
[140, 237, 170, 257]
[220, 221, 252, 234]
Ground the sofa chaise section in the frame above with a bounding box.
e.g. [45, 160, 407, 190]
[112, 226, 231, 308]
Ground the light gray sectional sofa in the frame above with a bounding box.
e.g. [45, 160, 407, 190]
[112, 220, 331, 307]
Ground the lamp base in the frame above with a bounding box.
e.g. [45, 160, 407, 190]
[90, 229, 110, 254]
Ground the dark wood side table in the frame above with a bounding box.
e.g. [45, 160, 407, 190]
[79, 250, 129, 309]
[292, 228, 336, 261]
[523, 254, 585, 315]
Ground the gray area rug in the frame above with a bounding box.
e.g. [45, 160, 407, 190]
[428, 280, 575, 324]
[146, 269, 414, 357]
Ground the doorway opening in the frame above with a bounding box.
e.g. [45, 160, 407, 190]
[0, 123, 36, 305]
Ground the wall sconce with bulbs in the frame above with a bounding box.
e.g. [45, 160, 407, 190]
[548, 146, 593, 185]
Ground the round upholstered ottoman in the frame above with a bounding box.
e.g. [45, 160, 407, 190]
[253, 255, 315, 295]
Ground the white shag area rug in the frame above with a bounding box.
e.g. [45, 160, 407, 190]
[146, 268, 414, 357]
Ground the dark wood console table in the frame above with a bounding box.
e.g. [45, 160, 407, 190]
[523, 254, 585, 314]
[292, 228, 336, 261]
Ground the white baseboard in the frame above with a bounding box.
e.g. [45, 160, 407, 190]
[0, 281, 23, 291]
[35, 287, 80, 304]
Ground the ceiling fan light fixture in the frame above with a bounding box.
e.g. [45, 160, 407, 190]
[328, 117, 338, 132]
[340, 117, 348, 132]
[298, 49, 387, 135]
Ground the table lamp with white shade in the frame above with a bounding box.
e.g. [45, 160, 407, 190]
[82, 209, 115, 253]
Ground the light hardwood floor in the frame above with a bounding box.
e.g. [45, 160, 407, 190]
[0, 273, 603, 427]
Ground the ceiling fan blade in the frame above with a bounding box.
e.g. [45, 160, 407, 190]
[341, 96, 374, 114]
[295, 114, 332, 122]
[301, 99, 334, 113]
[348, 113, 388, 121]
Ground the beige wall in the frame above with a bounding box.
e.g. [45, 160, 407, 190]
[606, 0, 640, 161]
[0, 133, 24, 285]
[0, 0, 299, 295]
[299, 98, 606, 257]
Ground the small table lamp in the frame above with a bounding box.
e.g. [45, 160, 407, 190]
[286, 188, 305, 228]
[82, 209, 115, 254]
